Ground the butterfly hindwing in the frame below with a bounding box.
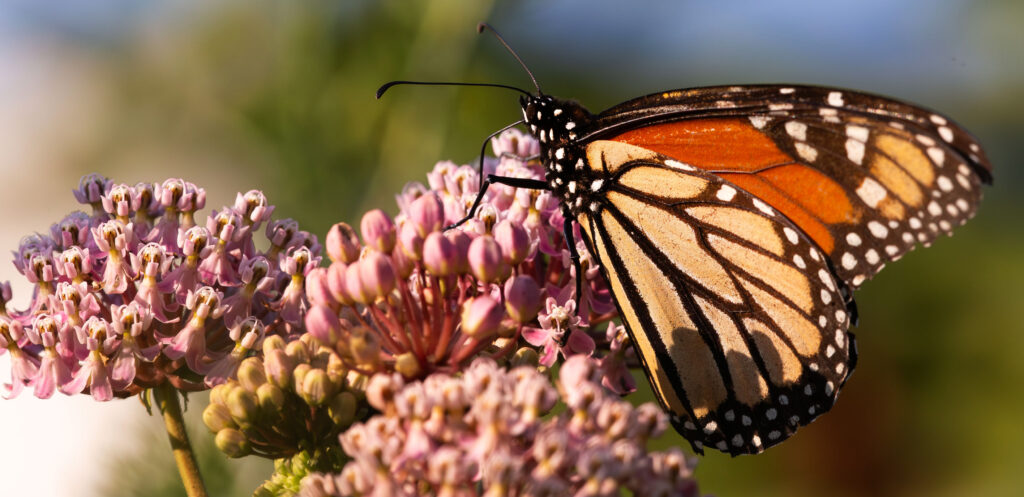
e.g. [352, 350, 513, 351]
[576, 140, 857, 454]
[592, 85, 990, 288]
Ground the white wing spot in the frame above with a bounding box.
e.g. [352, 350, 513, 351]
[769, 102, 794, 111]
[955, 199, 970, 211]
[753, 198, 775, 216]
[856, 178, 887, 208]
[555, 148, 565, 160]
[796, 142, 818, 162]
[927, 201, 942, 217]
[835, 329, 845, 347]
[836, 363, 846, 375]
[565, 121, 576, 130]
[783, 226, 799, 245]
[846, 139, 866, 165]
[785, 121, 808, 141]
[846, 232, 862, 246]
[927, 147, 945, 165]
[826, 344, 836, 358]
[969, 143, 980, 152]
[819, 315, 827, 327]
[916, 134, 936, 146]
[749, 115, 770, 129]
[568, 181, 577, 194]
[957, 174, 971, 189]
[716, 185, 737, 202]
[590, 202, 601, 213]
[664, 159, 696, 171]
[835, 309, 847, 323]
[828, 91, 844, 106]
[930, 114, 947, 125]
[825, 381, 835, 396]
[779, 395, 789, 405]
[846, 125, 869, 142]
[575, 159, 585, 170]
[769, 430, 781, 440]
[841, 252, 857, 270]
[937, 176, 953, 192]
[732, 434, 744, 447]
[553, 108, 563, 116]
[939, 220, 951, 231]
[818, 268, 835, 291]
[779, 87, 795, 94]
[820, 288, 832, 304]
[716, 100, 738, 109]
[866, 248, 880, 265]
[868, 221, 888, 238]
[703, 421, 718, 434]
[809, 249, 821, 262]
[938, 126, 954, 143]
[885, 245, 899, 255]
[852, 274, 866, 286]
[909, 217, 923, 229]
[793, 254, 806, 269]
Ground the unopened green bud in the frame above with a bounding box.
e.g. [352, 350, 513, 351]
[395, 352, 421, 379]
[285, 340, 310, 365]
[326, 352, 347, 386]
[292, 363, 312, 393]
[202, 403, 236, 432]
[348, 327, 380, 368]
[227, 387, 259, 424]
[257, 382, 286, 413]
[328, 391, 358, 428]
[511, 347, 540, 368]
[215, 428, 251, 458]
[264, 348, 294, 389]
[209, 383, 232, 406]
[238, 357, 267, 392]
[300, 368, 336, 406]
[262, 334, 287, 354]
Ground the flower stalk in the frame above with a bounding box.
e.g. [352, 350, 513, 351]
[156, 382, 208, 497]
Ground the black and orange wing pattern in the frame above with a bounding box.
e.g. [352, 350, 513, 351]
[518, 83, 990, 455]
[576, 140, 856, 454]
[590, 85, 992, 287]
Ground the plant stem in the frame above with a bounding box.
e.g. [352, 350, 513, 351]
[156, 382, 209, 497]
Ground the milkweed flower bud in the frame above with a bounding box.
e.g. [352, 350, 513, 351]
[360, 209, 396, 253]
[461, 296, 503, 338]
[409, 193, 444, 236]
[423, 232, 457, 276]
[468, 235, 503, 282]
[504, 276, 542, 323]
[326, 223, 361, 264]
[494, 220, 530, 265]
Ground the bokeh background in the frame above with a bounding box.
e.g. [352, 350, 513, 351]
[1, 1, 1022, 496]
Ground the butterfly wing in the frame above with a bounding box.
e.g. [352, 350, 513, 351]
[588, 85, 991, 287]
[576, 140, 857, 455]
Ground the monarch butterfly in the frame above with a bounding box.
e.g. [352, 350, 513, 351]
[379, 24, 993, 455]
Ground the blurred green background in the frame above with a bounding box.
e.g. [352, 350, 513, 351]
[0, 1, 1022, 496]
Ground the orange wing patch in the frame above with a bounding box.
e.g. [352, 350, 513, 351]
[611, 119, 859, 256]
[611, 118, 792, 171]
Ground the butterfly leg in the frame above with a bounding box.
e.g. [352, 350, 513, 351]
[444, 174, 550, 230]
[562, 211, 583, 304]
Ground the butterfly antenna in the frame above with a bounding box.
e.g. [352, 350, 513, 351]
[477, 23, 541, 94]
[376, 80, 532, 99]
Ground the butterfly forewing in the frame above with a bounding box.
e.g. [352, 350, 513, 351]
[576, 140, 857, 455]
[594, 85, 990, 288]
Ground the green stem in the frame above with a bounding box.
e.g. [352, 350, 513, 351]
[156, 382, 209, 497]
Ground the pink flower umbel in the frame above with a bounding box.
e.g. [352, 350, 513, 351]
[0, 175, 318, 400]
[302, 357, 700, 497]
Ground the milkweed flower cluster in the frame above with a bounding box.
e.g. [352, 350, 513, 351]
[0, 174, 320, 400]
[202, 333, 366, 459]
[303, 129, 624, 387]
[300, 356, 700, 497]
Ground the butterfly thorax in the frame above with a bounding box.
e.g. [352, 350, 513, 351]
[521, 94, 598, 216]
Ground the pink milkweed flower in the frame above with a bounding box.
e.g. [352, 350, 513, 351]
[92, 220, 135, 294]
[220, 256, 274, 327]
[204, 317, 265, 387]
[55, 246, 95, 284]
[61, 316, 113, 401]
[72, 173, 112, 216]
[108, 303, 158, 389]
[132, 181, 161, 227]
[131, 243, 178, 322]
[274, 246, 319, 324]
[50, 211, 93, 251]
[162, 286, 224, 374]
[523, 297, 594, 367]
[234, 190, 275, 230]
[0, 318, 38, 399]
[27, 314, 72, 399]
[199, 208, 245, 286]
[598, 321, 637, 395]
[159, 227, 211, 305]
[101, 183, 137, 225]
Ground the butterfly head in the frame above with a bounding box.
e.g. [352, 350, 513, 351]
[520, 94, 596, 214]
